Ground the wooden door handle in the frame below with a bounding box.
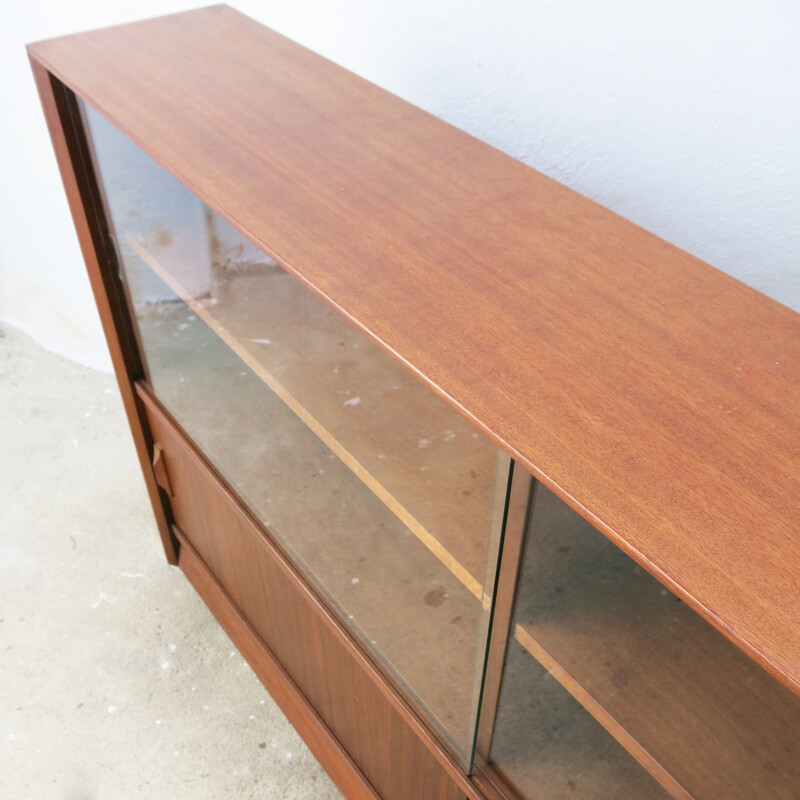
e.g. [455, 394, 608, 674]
[152, 443, 174, 497]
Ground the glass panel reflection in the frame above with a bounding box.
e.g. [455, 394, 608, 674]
[82, 101, 505, 763]
[489, 484, 800, 799]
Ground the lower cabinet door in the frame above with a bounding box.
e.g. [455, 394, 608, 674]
[138, 383, 471, 800]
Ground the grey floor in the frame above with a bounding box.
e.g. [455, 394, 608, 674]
[0, 322, 341, 799]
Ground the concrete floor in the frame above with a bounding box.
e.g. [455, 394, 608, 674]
[0, 322, 341, 799]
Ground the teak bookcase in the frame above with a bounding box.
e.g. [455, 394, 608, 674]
[29, 7, 800, 800]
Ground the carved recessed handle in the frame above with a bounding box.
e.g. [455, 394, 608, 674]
[152, 443, 174, 498]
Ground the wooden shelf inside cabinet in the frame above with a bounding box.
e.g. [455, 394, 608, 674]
[510, 490, 800, 800]
[487, 639, 673, 800]
[128, 283, 491, 752]
[126, 230, 496, 602]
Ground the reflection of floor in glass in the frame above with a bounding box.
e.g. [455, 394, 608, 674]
[135, 299, 488, 759]
[490, 640, 670, 800]
[130, 234, 499, 589]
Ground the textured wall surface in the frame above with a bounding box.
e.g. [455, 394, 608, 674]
[3, 0, 798, 368]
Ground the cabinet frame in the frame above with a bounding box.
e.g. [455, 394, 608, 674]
[29, 57, 177, 565]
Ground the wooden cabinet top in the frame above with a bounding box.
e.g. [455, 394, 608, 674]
[29, 5, 800, 694]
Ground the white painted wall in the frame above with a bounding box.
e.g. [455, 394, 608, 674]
[3, 1, 799, 370]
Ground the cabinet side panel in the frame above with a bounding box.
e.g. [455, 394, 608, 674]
[139, 385, 473, 800]
[27, 60, 176, 563]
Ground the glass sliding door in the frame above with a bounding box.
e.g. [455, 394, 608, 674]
[81, 100, 508, 766]
[484, 483, 800, 799]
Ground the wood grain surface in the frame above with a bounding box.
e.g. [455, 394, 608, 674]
[28, 6, 800, 697]
[175, 530, 382, 800]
